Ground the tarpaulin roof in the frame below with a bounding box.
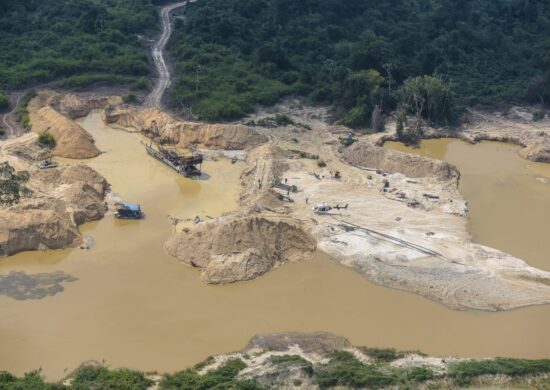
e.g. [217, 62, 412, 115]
[124, 203, 141, 212]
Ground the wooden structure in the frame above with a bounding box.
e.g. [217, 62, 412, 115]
[143, 142, 203, 177]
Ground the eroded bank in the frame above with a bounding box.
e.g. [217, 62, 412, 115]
[1, 110, 550, 379]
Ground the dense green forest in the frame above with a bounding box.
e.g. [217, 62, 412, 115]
[0, 0, 159, 91]
[1, 0, 549, 126]
[167, 0, 550, 123]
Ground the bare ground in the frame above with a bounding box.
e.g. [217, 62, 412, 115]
[372, 106, 550, 163]
[4, 91, 550, 311]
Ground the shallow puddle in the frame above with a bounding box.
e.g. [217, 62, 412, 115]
[0, 116, 549, 379]
[385, 139, 550, 271]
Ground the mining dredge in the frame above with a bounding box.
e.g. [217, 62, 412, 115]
[143, 142, 203, 177]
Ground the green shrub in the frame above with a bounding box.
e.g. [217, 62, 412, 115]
[123, 93, 139, 104]
[273, 114, 294, 126]
[0, 90, 9, 111]
[17, 108, 31, 129]
[71, 366, 153, 390]
[448, 358, 550, 386]
[251, 114, 310, 129]
[289, 149, 318, 160]
[313, 351, 398, 389]
[406, 367, 434, 382]
[400, 75, 457, 125]
[269, 355, 313, 376]
[0, 127, 5, 136]
[160, 358, 261, 390]
[0, 161, 30, 206]
[20, 90, 37, 108]
[360, 347, 404, 363]
[317, 160, 327, 168]
[38, 131, 56, 148]
[16, 90, 37, 130]
[533, 111, 546, 122]
[134, 78, 150, 91]
[340, 105, 372, 128]
[339, 136, 357, 147]
[193, 356, 215, 371]
[0, 370, 66, 390]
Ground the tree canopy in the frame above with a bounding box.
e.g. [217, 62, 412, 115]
[0, 162, 30, 207]
[0, 90, 8, 111]
[167, 0, 550, 122]
[0, 0, 158, 91]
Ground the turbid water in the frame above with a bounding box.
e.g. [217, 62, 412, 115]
[385, 139, 550, 271]
[1, 116, 549, 379]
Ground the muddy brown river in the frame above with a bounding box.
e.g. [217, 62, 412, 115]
[1, 115, 549, 379]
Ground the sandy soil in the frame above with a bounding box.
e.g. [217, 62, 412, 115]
[194, 332, 461, 389]
[373, 106, 550, 163]
[0, 141, 108, 256]
[207, 101, 550, 311]
[5, 91, 550, 311]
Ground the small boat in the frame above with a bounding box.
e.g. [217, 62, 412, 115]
[36, 159, 58, 169]
[115, 203, 143, 219]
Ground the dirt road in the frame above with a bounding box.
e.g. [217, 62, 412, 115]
[1, 92, 24, 137]
[145, 1, 190, 108]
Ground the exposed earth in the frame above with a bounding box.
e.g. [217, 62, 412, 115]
[2, 90, 549, 312]
[32, 331, 550, 390]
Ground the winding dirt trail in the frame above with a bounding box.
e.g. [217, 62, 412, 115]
[1, 92, 24, 137]
[145, 1, 190, 108]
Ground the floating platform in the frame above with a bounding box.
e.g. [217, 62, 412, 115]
[115, 203, 143, 219]
[143, 142, 203, 177]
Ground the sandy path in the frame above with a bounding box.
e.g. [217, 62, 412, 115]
[145, 1, 190, 108]
[1, 92, 24, 137]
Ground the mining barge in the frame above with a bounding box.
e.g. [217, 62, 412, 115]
[143, 142, 203, 177]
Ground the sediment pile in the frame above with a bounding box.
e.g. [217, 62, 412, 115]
[28, 91, 100, 159]
[104, 107, 267, 150]
[165, 215, 316, 284]
[239, 144, 290, 208]
[341, 141, 460, 182]
[0, 158, 108, 256]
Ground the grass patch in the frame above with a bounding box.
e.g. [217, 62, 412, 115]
[246, 114, 311, 130]
[313, 351, 399, 389]
[70, 365, 153, 390]
[339, 135, 358, 147]
[448, 358, 550, 386]
[533, 111, 546, 122]
[0, 371, 66, 390]
[160, 358, 262, 390]
[193, 355, 215, 371]
[288, 149, 318, 160]
[123, 93, 139, 104]
[312, 351, 438, 389]
[16, 89, 37, 130]
[360, 347, 404, 363]
[268, 355, 313, 376]
[0, 90, 9, 111]
[38, 131, 56, 148]
[406, 366, 434, 382]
